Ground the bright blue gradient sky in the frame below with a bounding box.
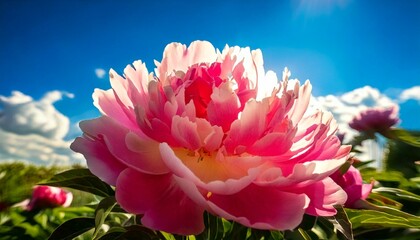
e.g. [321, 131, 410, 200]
[1, 0, 419, 132]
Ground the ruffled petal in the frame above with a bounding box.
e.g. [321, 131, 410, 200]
[70, 135, 126, 186]
[256, 158, 347, 188]
[157, 41, 218, 80]
[293, 177, 347, 216]
[79, 116, 168, 174]
[207, 184, 309, 230]
[93, 88, 136, 129]
[116, 168, 205, 235]
[225, 99, 269, 154]
[207, 82, 241, 132]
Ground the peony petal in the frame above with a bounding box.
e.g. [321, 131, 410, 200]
[171, 115, 202, 150]
[125, 132, 169, 173]
[225, 99, 269, 154]
[157, 41, 218, 80]
[207, 184, 309, 230]
[79, 116, 168, 174]
[115, 168, 171, 213]
[293, 177, 347, 216]
[207, 82, 241, 132]
[116, 168, 205, 235]
[195, 118, 224, 152]
[93, 88, 136, 129]
[124, 60, 150, 99]
[248, 132, 294, 156]
[70, 135, 126, 186]
[256, 158, 347, 188]
[289, 80, 312, 126]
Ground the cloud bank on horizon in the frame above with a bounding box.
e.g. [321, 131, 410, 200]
[0, 81, 419, 165]
[0, 91, 84, 165]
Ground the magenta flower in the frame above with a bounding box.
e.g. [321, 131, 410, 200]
[71, 41, 351, 235]
[330, 166, 372, 208]
[349, 106, 399, 135]
[27, 186, 73, 211]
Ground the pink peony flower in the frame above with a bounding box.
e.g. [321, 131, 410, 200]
[330, 166, 372, 208]
[27, 186, 73, 211]
[349, 106, 399, 135]
[71, 41, 351, 235]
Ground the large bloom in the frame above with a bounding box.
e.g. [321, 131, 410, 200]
[330, 166, 372, 208]
[349, 106, 399, 136]
[71, 41, 351, 235]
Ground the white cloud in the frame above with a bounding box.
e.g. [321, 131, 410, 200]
[0, 91, 84, 166]
[0, 91, 70, 139]
[0, 129, 84, 165]
[95, 68, 107, 79]
[399, 86, 420, 103]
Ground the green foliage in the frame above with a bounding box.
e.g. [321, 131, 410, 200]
[40, 169, 115, 198]
[384, 130, 420, 178]
[386, 129, 420, 148]
[0, 163, 62, 207]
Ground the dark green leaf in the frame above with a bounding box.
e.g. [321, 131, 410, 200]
[115, 225, 160, 239]
[93, 196, 117, 239]
[196, 212, 225, 240]
[373, 187, 420, 202]
[48, 217, 95, 240]
[346, 207, 420, 229]
[367, 192, 403, 209]
[270, 230, 285, 240]
[225, 222, 248, 239]
[298, 215, 317, 230]
[325, 206, 353, 240]
[285, 228, 312, 240]
[386, 129, 420, 147]
[40, 168, 114, 197]
[97, 227, 126, 240]
[352, 160, 375, 169]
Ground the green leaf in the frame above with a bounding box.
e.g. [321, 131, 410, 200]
[367, 192, 403, 209]
[270, 230, 285, 240]
[284, 228, 312, 240]
[48, 217, 95, 240]
[298, 215, 317, 230]
[345, 207, 420, 229]
[352, 160, 375, 169]
[373, 187, 420, 202]
[224, 222, 248, 239]
[196, 212, 225, 240]
[324, 206, 353, 240]
[93, 196, 117, 239]
[40, 168, 115, 197]
[386, 129, 420, 147]
[115, 225, 160, 239]
[96, 227, 126, 240]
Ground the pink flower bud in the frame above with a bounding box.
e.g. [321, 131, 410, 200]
[330, 166, 372, 208]
[27, 186, 73, 211]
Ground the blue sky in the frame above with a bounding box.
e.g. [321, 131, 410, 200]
[0, 1, 419, 164]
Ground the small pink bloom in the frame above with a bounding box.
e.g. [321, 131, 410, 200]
[349, 106, 399, 135]
[27, 186, 73, 211]
[71, 41, 351, 235]
[330, 166, 372, 208]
